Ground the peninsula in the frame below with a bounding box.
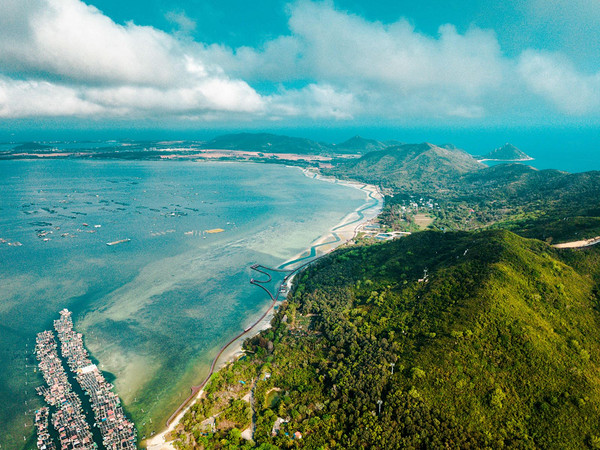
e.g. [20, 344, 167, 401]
[476, 143, 534, 161]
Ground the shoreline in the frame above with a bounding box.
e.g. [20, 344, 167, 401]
[145, 169, 382, 449]
[553, 236, 600, 249]
[477, 157, 535, 162]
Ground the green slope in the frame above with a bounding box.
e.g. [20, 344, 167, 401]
[478, 143, 533, 161]
[326, 142, 484, 190]
[173, 230, 600, 449]
[335, 136, 390, 154]
[200, 133, 335, 154]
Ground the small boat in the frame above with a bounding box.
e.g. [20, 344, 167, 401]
[106, 238, 131, 246]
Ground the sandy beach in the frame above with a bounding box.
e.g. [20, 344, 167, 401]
[145, 171, 382, 449]
[553, 236, 600, 249]
[281, 168, 383, 261]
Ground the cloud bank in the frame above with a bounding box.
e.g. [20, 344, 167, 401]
[0, 0, 598, 123]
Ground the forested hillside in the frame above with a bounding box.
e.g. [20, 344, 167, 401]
[172, 231, 600, 449]
[200, 133, 335, 154]
[354, 155, 600, 242]
[326, 143, 484, 191]
[477, 143, 532, 161]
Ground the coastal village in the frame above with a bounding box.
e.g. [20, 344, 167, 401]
[34, 309, 136, 449]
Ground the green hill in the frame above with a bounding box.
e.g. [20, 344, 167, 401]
[200, 133, 334, 154]
[335, 136, 390, 153]
[173, 230, 600, 449]
[326, 142, 484, 190]
[12, 142, 52, 151]
[478, 143, 533, 161]
[376, 160, 600, 243]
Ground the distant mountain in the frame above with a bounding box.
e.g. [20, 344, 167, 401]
[200, 133, 334, 154]
[327, 142, 484, 189]
[478, 143, 533, 161]
[384, 139, 404, 147]
[12, 142, 52, 151]
[335, 136, 389, 153]
[439, 143, 458, 150]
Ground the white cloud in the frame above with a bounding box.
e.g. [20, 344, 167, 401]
[518, 50, 600, 114]
[85, 81, 264, 114]
[288, 2, 504, 95]
[165, 10, 197, 35]
[0, 0, 265, 119]
[0, 76, 103, 118]
[270, 84, 356, 119]
[1, 0, 179, 86]
[204, 0, 508, 119]
[0, 0, 598, 123]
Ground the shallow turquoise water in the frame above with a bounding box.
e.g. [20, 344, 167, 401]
[0, 160, 367, 449]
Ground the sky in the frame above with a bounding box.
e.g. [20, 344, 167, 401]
[0, 0, 599, 137]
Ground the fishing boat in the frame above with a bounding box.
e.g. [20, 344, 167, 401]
[106, 238, 131, 246]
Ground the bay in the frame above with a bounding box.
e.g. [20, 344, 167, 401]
[0, 160, 370, 449]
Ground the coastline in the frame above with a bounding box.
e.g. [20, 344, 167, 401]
[279, 168, 383, 267]
[145, 169, 382, 449]
[477, 157, 535, 162]
[553, 236, 600, 249]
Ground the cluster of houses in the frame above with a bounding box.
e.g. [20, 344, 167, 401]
[54, 309, 137, 449]
[35, 330, 96, 449]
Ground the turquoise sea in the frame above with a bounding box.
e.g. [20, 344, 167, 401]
[0, 160, 372, 449]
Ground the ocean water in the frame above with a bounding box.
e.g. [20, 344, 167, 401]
[289, 126, 600, 174]
[0, 160, 369, 449]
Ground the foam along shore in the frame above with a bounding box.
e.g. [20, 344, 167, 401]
[476, 157, 534, 162]
[280, 168, 383, 266]
[145, 171, 382, 449]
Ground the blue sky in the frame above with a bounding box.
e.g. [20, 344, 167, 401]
[0, 0, 599, 136]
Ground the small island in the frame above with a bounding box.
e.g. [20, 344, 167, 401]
[12, 142, 53, 151]
[477, 143, 533, 162]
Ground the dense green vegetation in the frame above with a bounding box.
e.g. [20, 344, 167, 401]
[476, 143, 532, 161]
[328, 144, 600, 242]
[172, 230, 600, 449]
[326, 142, 485, 191]
[200, 133, 336, 155]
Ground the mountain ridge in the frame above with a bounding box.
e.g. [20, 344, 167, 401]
[335, 135, 389, 153]
[326, 142, 485, 189]
[200, 132, 335, 154]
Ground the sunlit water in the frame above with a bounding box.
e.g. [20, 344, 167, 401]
[0, 160, 369, 449]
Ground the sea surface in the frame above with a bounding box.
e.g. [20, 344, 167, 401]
[0, 160, 370, 449]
